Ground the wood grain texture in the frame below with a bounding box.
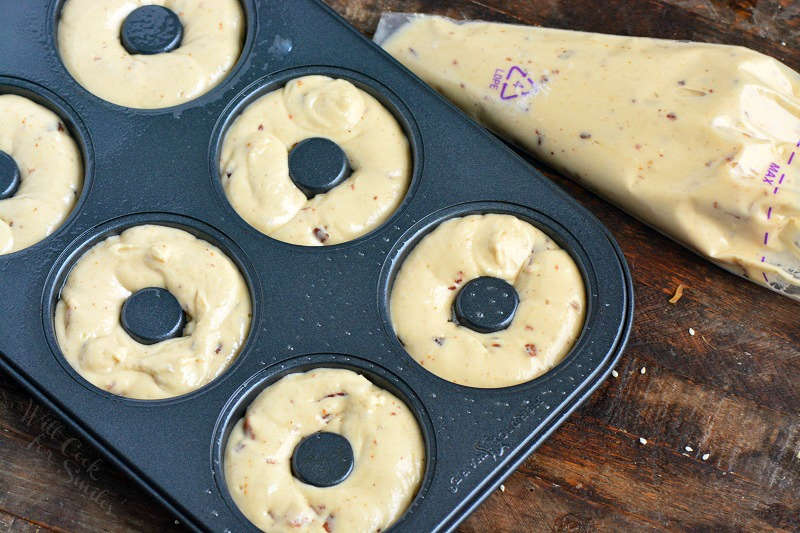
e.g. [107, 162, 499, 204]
[1, 1, 799, 531]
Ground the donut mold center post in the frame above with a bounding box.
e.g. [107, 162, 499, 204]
[288, 137, 352, 199]
[291, 431, 355, 488]
[0, 150, 20, 199]
[120, 5, 183, 56]
[120, 287, 187, 346]
[453, 276, 520, 334]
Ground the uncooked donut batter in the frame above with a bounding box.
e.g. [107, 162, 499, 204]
[220, 75, 411, 246]
[0, 95, 82, 255]
[58, 0, 244, 109]
[391, 214, 585, 388]
[55, 225, 251, 400]
[381, 15, 800, 298]
[224, 368, 425, 532]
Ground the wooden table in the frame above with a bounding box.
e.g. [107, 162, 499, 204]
[2, 1, 799, 531]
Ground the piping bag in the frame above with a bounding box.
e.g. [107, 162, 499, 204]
[375, 14, 800, 301]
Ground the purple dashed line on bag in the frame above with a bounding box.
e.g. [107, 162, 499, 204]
[761, 142, 799, 285]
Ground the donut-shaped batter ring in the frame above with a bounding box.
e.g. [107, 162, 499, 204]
[0, 95, 82, 255]
[220, 75, 412, 246]
[391, 214, 586, 388]
[55, 225, 252, 400]
[224, 368, 425, 532]
[58, 0, 245, 109]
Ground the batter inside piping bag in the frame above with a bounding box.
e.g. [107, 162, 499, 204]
[377, 14, 800, 300]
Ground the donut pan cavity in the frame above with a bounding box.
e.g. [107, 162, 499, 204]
[0, 1, 633, 531]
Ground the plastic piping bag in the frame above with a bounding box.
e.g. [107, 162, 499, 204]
[376, 13, 800, 301]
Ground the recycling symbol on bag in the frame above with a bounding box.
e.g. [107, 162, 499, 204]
[500, 66, 538, 100]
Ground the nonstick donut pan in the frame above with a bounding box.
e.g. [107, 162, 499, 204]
[0, 1, 633, 531]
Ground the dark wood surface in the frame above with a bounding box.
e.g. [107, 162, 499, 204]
[2, 1, 799, 531]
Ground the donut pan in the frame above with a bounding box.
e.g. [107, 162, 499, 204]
[0, 1, 633, 531]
